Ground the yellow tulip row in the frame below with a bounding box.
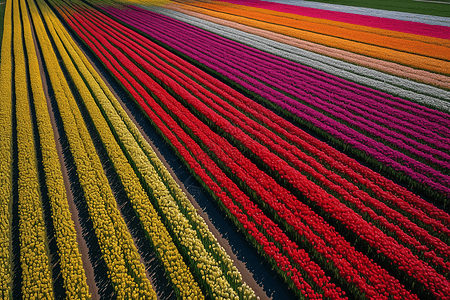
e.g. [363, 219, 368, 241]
[14, 0, 54, 297]
[18, 0, 92, 297]
[0, 0, 13, 297]
[37, 0, 203, 297]
[26, 0, 157, 298]
[49, 0, 255, 297]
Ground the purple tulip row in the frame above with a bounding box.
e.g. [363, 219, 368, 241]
[103, 6, 450, 198]
[124, 7, 450, 130]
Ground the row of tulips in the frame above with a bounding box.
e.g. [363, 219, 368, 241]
[0, 0, 14, 296]
[37, 0, 202, 298]
[90, 3, 450, 297]
[253, 0, 450, 26]
[107, 6, 450, 203]
[14, 0, 54, 297]
[55, 2, 343, 298]
[58, 3, 308, 296]
[186, 54, 450, 241]
[20, 0, 91, 297]
[196, 1, 450, 58]
[120, 6, 450, 164]
[62, 2, 449, 299]
[203, 49, 450, 171]
[27, 0, 158, 298]
[142, 4, 450, 120]
[175, 1, 450, 75]
[103, 3, 450, 278]
[47, 0, 256, 298]
[169, 68, 450, 273]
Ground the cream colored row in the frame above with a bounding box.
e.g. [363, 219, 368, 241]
[19, 0, 91, 297]
[14, 0, 54, 296]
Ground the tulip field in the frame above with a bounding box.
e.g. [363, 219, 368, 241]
[1, 0, 449, 299]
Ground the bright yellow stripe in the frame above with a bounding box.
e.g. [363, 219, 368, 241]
[28, 0, 156, 297]
[0, 0, 14, 297]
[42, 0, 203, 297]
[178, 2, 450, 75]
[14, 0, 54, 297]
[19, 0, 92, 298]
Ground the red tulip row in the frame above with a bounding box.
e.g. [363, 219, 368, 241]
[51, 3, 344, 299]
[54, 1, 450, 299]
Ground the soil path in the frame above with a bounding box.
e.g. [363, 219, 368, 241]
[27, 4, 100, 300]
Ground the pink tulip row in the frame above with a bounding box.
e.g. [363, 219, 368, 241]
[154, 14, 450, 172]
